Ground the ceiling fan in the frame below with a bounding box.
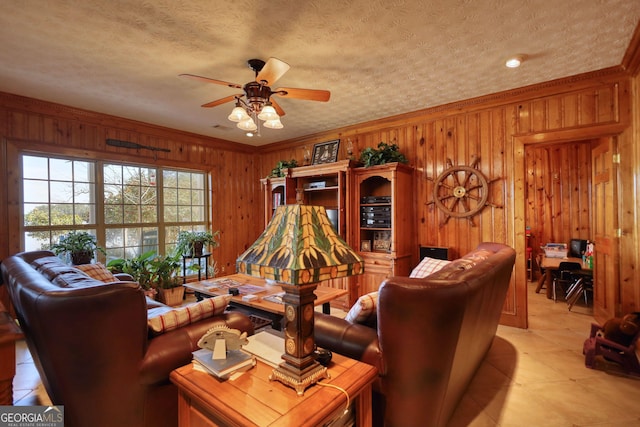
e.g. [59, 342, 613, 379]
[180, 57, 330, 133]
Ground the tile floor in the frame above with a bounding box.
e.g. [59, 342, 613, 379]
[11, 283, 640, 426]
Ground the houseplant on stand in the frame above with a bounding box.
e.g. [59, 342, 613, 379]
[175, 230, 220, 257]
[51, 230, 106, 265]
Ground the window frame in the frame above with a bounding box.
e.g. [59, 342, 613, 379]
[19, 150, 211, 265]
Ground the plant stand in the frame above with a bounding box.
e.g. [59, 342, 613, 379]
[158, 287, 185, 307]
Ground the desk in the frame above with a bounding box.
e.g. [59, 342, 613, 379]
[540, 256, 591, 299]
[184, 274, 348, 329]
[170, 353, 377, 427]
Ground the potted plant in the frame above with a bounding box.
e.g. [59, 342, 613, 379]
[175, 230, 220, 257]
[107, 250, 157, 297]
[51, 231, 106, 265]
[359, 142, 408, 167]
[268, 159, 298, 178]
[149, 253, 184, 306]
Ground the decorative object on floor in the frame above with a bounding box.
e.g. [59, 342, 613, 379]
[425, 155, 503, 227]
[236, 205, 364, 395]
[359, 141, 408, 167]
[180, 57, 330, 135]
[583, 314, 640, 378]
[311, 139, 340, 165]
[51, 230, 105, 265]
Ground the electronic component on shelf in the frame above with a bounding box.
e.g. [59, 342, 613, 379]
[360, 195, 391, 204]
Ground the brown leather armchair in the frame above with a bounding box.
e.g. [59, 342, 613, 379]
[1, 251, 254, 427]
[315, 242, 516, 427]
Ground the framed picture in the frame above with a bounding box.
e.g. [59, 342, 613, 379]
[361, 240, 371, 252]
[311, 139, 340, 165]
[373, 231, 391, 252]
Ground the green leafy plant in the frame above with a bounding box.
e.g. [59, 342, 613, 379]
[107, 250, 156, 290]
[359, 142, 408, 167]
[107, 251, 183, 290]
[269, 159, 298, 177]
[174, 230, 220, 257]
[51, 231, 106, 265]
[149, 253, 182, 289]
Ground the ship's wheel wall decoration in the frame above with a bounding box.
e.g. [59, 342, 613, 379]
[426, 156, 503, 227]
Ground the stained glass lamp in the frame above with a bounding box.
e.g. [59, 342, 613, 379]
[236, 204, 364, 395]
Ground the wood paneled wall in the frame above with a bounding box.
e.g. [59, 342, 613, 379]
[525, 141, 593, 263]
[0, 93, 263, 276]
[259, 68, 635, 327]
[1, 65, 638, 327]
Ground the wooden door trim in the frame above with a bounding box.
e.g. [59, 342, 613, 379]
[514, 125, 623, 329]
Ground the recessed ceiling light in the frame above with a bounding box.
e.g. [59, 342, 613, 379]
[505, 55, 525, 68]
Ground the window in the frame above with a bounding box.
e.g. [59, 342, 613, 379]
[22, 154, 208, 264]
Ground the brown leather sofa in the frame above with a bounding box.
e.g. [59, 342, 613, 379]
[315, 242, 516, 427]
[1, 250, 254, 427]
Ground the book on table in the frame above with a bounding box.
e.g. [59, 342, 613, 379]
[192, 348, 256, 379]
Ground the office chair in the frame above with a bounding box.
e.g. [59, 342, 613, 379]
[553, 261, 583, 301]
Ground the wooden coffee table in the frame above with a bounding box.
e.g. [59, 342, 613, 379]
[184, 274, 348, 330]
[170, 352, 377, 427]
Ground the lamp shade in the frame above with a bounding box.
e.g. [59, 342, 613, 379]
[228, 106, 250, 122]
[237, 117, 257, 131]
[257, 104, 279, 121]
[263, 118, 284, 129]
[236, 205, 364, 285]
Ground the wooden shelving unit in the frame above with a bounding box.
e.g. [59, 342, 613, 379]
[350, 162, 415, 298]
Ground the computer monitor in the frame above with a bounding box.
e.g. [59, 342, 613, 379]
[569, 239, 587, 257]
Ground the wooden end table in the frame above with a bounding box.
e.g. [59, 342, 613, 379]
[170, 352, 377, 427]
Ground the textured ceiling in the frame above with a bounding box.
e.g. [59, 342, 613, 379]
[1, 1, 639, 146]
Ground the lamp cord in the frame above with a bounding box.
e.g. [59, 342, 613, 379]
[316, 382, 350, 418]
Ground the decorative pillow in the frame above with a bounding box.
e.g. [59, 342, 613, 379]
[345, 291, 378, 324]
[410, 256, 452, 278]
[147, 294, 232, 335]
[75, 263, 118, 283]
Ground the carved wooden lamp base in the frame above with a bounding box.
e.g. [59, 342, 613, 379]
[269, 361, 329, 396]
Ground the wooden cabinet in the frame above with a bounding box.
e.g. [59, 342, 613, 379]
[351, 162, 415, 297]
[289, 160, 354, 238]
[260, 160, 355, 309]
[260, 176, 295, 227]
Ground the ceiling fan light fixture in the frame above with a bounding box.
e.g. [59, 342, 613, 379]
[237, 117, 257, 131]
[264, 118, 284, 129]
[228, 106, 250, 122]
[258, 104, 279, 121]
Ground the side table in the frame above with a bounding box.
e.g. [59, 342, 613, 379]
[170, 353, 377, 427]
[182, 253, 211, 283]
[0, 301, 23, 405]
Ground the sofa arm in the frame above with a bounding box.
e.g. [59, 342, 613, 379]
[314, 312, 383, 373]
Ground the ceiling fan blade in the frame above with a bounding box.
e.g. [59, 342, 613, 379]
[274, 87, 331, 102]
[255, 57, 290, 85]
[179, 73, 242, 89]
[201, 94, 241, 108]
[270, 98, 286, 117]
